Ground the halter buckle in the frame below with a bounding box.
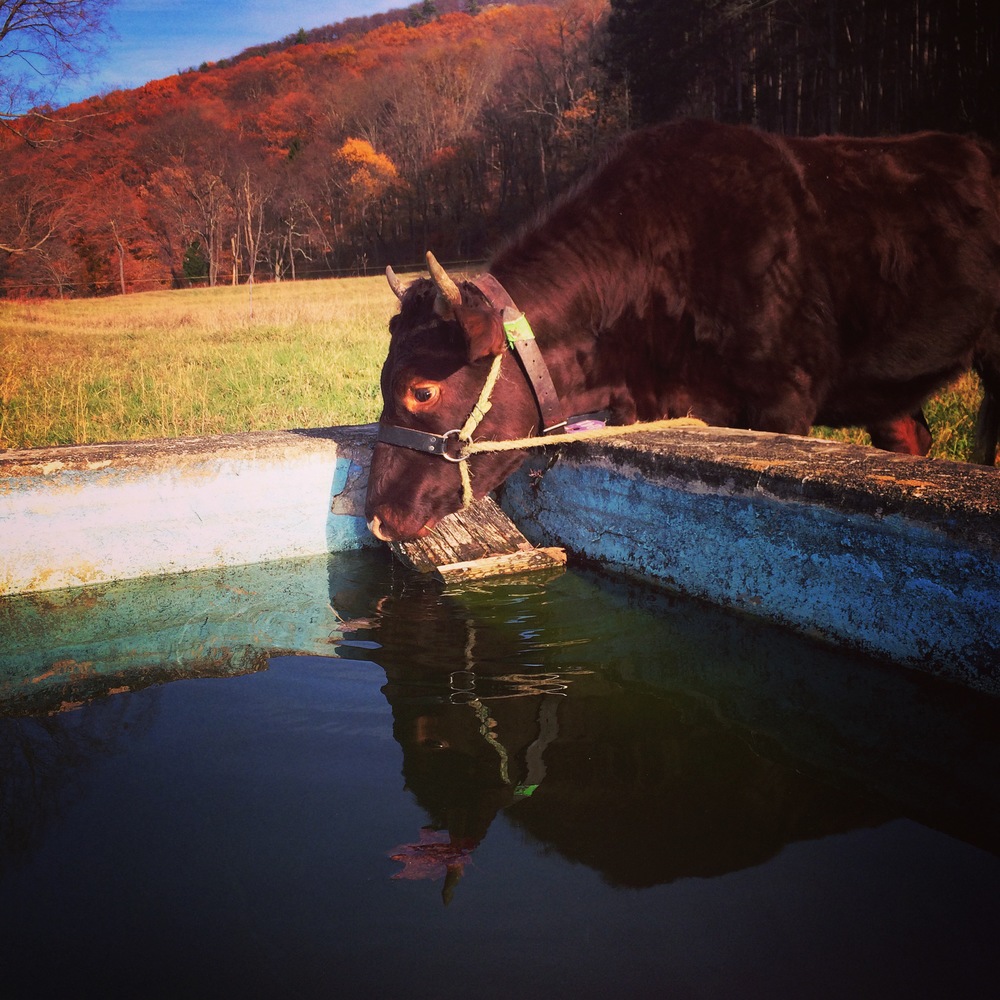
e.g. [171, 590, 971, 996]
[440, 429, 471, 462]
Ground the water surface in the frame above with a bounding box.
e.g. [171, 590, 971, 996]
[1, 551, 998, 998]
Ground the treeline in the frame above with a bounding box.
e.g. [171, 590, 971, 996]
[1, 0, 995, 298]
[607, 0, 1000, 139]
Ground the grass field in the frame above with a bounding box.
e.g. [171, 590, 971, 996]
[0, 277, 394, 449]
[0, 275, 987, 461]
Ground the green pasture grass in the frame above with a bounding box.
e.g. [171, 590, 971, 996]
[812, 371, 986, 463]
[0, 277, 394, 449]
[0, 276, 988, 462]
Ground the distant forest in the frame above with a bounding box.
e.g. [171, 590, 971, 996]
[1, 0, 996, 297]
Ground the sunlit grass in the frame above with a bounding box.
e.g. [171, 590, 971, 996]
[0, 277, 393, 449]
[812, 371, 985, 462]
[0, 278, 989, 462]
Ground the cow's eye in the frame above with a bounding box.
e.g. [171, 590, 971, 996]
[407, 383, 440, 409]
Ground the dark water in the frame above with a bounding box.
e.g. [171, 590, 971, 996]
[1, 550, 998, 999]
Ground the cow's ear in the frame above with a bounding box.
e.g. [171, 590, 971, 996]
[455, 305, 505, 362]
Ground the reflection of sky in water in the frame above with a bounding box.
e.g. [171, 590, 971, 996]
[1, 550, 998, 997]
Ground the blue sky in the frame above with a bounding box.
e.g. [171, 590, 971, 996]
[55, 1, 390, 106]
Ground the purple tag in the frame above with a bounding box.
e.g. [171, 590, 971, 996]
[565, 419, 606, 433]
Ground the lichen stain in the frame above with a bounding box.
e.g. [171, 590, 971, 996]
[736, 458, 806, 473]
[52, 700, 85, 714]
[30, 659, 94, 684]
[867, 475, 937, 490]
[17, 561, 105, 595]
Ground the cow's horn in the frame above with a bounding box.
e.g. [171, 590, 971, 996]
[426, 251, 462, 309]
[385, 266, 404, 300]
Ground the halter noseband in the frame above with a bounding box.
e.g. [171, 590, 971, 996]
[376, 424, 472, 463]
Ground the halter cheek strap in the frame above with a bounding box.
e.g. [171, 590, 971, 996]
[472, 275, 566, 434]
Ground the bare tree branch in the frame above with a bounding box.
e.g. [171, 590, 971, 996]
[1, 0, 114, 117]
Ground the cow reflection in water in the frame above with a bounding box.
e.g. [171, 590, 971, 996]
[332, 577, 891, 900]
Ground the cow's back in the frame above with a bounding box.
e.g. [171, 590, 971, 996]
[495, 119, 1000, 438]
[787, 130, 1000, 392]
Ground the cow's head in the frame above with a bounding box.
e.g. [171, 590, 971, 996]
[365, 254, 538, 541]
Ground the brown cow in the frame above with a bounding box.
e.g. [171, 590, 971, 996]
[366, 119, 1000, 542]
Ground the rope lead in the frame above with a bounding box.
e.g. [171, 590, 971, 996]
[456, 410, 707, 511]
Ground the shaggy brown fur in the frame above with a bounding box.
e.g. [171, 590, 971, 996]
[367, 119, 1000, 541]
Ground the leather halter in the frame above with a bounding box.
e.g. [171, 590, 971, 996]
[376, 275, 574, 459]
[471, 275, 566, 435]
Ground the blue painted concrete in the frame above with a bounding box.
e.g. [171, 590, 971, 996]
[2, 422, 997, 694]
[499, 427, 999, 694]
[0, 551, 377, 713]
[0, 426, 376, 594]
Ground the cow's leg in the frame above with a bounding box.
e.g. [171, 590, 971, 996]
[972, 394, 998, 465]
[867, 410, 933, 456]
[971, 349, 999, 465]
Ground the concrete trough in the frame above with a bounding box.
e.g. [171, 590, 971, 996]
[501, 426, 999, 694]
[1, 423, 997, 695]
[0, 426, 378, 596]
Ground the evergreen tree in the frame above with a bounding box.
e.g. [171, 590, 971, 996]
[605, 0, 1000, 138]
[409, 0, 438, 27]
[605, 0, 718, 126]
[182, 240, 209, 284]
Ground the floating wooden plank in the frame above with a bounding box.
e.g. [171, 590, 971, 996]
[432, 546, 567, 584]
[389, 496, 565, 580]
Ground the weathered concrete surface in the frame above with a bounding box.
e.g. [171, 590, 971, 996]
[499, 425, 999, 694]
[0, 426, 377, 595]
[2, 421, 997, 694]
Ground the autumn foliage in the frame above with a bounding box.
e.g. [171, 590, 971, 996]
[0, 2, 623, 297]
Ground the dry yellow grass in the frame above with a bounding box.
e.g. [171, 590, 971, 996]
[0, 277, 395, 449]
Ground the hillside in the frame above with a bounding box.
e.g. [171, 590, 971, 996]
[4, 0, 993, 299]
[0, 1, 621, 297]
[221, 0, 541, 68]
